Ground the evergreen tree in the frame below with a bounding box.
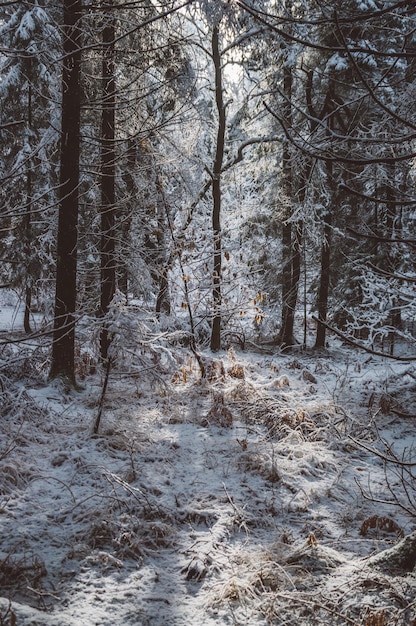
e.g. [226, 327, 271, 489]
[50, 0, 83, 383]
[99, 3, 116, 361]
[0, 3, 60, 331]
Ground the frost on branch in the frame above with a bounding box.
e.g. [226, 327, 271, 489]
[101, 290, 177, 376]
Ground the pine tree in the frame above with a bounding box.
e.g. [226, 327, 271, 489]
[50, 0, 83, 383]
[99, 4, 116, 361]
[0, 3, 60, 331]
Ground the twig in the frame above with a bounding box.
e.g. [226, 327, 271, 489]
[270, 591, 357, 625]
[30, 475, 76, 504]
[312, 315, 416, 361]
[222, 483, 241, 516]
[26, 586, 61, 602]
[348, 435, 416, 467]
[93, 358, 112, 435]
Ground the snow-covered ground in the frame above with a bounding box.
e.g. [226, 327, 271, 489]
[1, 292, 416, 625]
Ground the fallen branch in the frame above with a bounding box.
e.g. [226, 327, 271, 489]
[312, 315, 416, 361]
[348, 436, 416, 467]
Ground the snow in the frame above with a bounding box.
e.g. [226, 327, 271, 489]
[1, 293, 416, 625]
[325, 53, 348, 73]
[15, 11, 36, 42]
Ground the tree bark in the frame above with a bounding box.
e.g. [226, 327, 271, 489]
[314, 211, 332, 349]
[99, 6, 116, 361]
[50, 0, 82, 383]
[278, 51, 312, 349]
[315, 81, 336, 350]
[283, 219, 303, 345]
[210, 22, 225, 352]
[155, 172, 171, 316]
[384, 165, 401, 355]
[24, 85, 32, 335]
[278, 61, 296, 348]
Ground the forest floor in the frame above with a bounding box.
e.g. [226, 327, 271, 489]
[1, 293, 416, 625]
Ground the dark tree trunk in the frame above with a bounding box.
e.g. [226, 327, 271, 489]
[278, 62, 295, 348]
[24, 86, 32, 334]
[314, 78, 338, 350]
[278, 59, 310, 349]
[315, 158, 334, 350]
[314, 211, 332, 349]
[50, 0, 82, 383]
[99, 7, 116, 361]
[118, 140, 136, 299]
[155, 265, 171, 316]
[385, 164, 401, 355]
[24, 285, 32, 334]
[210, 22, 225, 352]
[282, 220, 303, 346]
[155, 173, 171, 316]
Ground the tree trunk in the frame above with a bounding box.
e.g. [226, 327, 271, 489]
[210, 22, 225, 352]
[278, 62, 296, 349]
[50, 0, 82, 383]
[118, 139, 136, 299]
[285, 220, 303, 343]
[314, 82, 337, 350]
[386, 166, 402, 355]
[155, 263, 171, 316]
[278, 57, 311, 350]
[24, 85, 33, 334]
[99, 6, 116, 361]
[155, 173, 171, 316]
[314, 212, 332, 349]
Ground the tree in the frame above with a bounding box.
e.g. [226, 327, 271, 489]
[179, 3, 267, 352]
[49, 0, 189, 374]
[210, 19, 226, 352]
[253, 0, 416, 351]
[322, 0, 416, 353]
[0, 3, 60, 332]
[99, 3, 116, 361]
[50, 0, 82, 383]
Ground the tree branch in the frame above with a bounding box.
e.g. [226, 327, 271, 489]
[339, 182, 416, 206]
[311, 315, 416, 361]
[347, 227, 416, 246]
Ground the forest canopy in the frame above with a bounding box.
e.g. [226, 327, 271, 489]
[0, 0, 415, 377]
